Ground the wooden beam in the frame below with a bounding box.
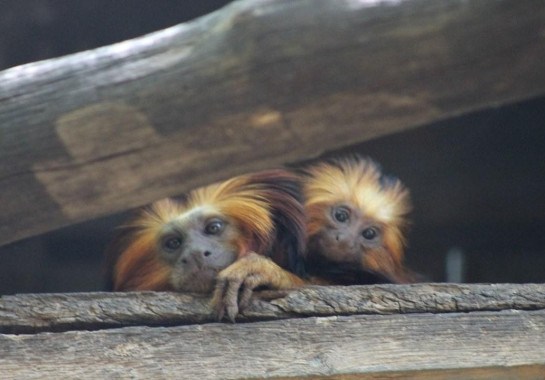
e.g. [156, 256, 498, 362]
[1, 310, 544, 379]
[2, 284, 545, 378]
[1, 0, 545, 246]
[2, 283, 544, 334]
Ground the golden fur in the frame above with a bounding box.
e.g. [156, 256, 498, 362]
[105, 169, 306, 293]
[302, 156, 413, 283]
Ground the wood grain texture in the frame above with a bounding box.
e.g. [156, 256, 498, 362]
[1, 0, 545, 247]
[1, 310, 544, 379]
[2, 283, 545, 333]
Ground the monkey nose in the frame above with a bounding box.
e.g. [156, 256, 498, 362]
[180, 250, 214, 269]
[191, 251, 205, 268]
[179, 252, 200, 268]
[191, 250, 214, 268]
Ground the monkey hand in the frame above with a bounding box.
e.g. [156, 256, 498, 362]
[211, 252, 304, 322]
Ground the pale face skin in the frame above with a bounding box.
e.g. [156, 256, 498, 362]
[157, 209, 239, 293]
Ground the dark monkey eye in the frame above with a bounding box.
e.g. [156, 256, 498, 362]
[333, 207, 350, 223]
[362, 227, 378, 240]
[204, 219, 224, 235]
[163, 237, 182, 251]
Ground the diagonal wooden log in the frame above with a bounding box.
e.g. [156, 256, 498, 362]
[1, 0, 545, 247]
[1, 283, 545, 334]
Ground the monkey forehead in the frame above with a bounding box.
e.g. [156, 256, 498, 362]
[171, 205, 226, 224]
[352, 188, 400, 223]
[305, 172, 407, 224]
[310, 190, 399, 223]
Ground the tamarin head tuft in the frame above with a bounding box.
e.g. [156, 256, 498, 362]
[105, 169, 307, 293]
[301, 155, 413, 283]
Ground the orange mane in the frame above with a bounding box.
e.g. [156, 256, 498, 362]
[105, 169, 306, 290]
[303, 156, 411, 270]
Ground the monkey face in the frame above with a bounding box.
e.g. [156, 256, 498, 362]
[157, 208, 239, 293]
[308, 203, 383, 265]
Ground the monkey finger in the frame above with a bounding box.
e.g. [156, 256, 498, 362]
[222, 277, 244, 322]
[216, 307, 225, 322]
[211, 289, 226, 321]
[212, 277, 231, 321]
[238, 287, 253, 313]
[226, 304, 239, 323]
[238, 274, 262, 311]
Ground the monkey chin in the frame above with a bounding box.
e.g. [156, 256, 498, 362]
[306, 233, 395, 285]
[307, 233, 361, 265]
[169, 268, 220, 294]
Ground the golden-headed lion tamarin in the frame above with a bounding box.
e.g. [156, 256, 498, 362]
[300, 155, 415, 284]
[106, 157, 416, 320]
[105, 169, 306, 321]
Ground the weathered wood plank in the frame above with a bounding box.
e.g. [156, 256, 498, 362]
[2, 283, 544, 334]
[1, 310, 544, 379]
[1, 0, 545, 247]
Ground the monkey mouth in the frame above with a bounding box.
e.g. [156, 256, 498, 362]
[309, 235, 360, 264]
[190, 267, 219, 278]
[176, 269, 219, 293]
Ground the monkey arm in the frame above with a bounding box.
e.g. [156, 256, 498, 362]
[211, 252, 306, 322]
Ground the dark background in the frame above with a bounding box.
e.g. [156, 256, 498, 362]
[1, 0, 544, 294]
[0, 0, 233, 70]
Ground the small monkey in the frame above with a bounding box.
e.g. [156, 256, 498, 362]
[300, 155, 415, 284]
[105, 169, 306, 321]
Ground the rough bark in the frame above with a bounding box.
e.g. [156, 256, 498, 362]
[1, 0, 545, 246]
[1, 310, 544, 379]
[1, 283, 544, 334]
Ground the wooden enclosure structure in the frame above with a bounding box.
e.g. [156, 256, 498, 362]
[1, 284, 545, 378]
[1, 0, 545, 378]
